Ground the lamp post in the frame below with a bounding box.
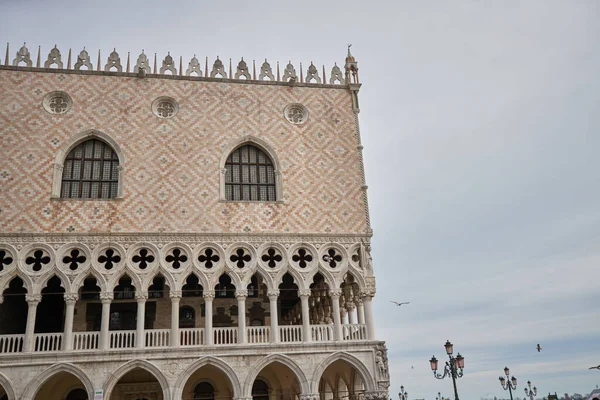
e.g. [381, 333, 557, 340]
[524, 380, 537, 400]
[499, 366, 517, 400]
[436, 392, 447, 400]
[429, 340, 465, 400]
[398, 386, 408, 400]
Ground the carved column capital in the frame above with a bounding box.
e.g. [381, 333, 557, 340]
[99, 292, 114, 302]
[25, 294, 42, 304]
[329, 289, 343, 298]
[64, 293, 79, 303]
[267, 290, 280, 300]
[203, 290, 215, 300]
[299, 394, 319, 400]
[345, 302, 356, 311]
[235, 290, 248, 299]
[360, 289, 375, 298]
[169, 290, 182, 299]
[298, 289, 311, 297]
[135, 291, 148, 301]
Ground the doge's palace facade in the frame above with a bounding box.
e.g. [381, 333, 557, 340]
[0, 44, 389, 400]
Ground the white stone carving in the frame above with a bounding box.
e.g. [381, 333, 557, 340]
[44, 45, 63, 68]
[74, 48, 93, 70]
[186, 55, 202, 76]
[104, 48, 122, 72]
[134, 50, 152, 74]
[305, 62, 321, 84]
[13, 43, 32, 67]
[151, 96, 179, 119]
[283, 103, 309, 125]
[330, 63, 344, 84]
[282, 61, 297, 82]
[159, 52, 177, 75]
[210, 56, 227, 78]
[234, 58, 251, 79]
[259, 59, 274, 80]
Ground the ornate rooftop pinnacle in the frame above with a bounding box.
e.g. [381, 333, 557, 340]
[2, 42, 359, 85]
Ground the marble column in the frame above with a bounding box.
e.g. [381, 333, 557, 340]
[299, 289, 311, 342]
[204, 291, 215, 345]
[135, 291, 147, 349]
[329, 290, 343, 341]
[170, 291, 182, 348]
[99, 292, 113, 350]
[346, 302, 356, 324]
[356, 297, 365, 324]
[267, 290, 279, 343]
[24, 294, 41, 352]
[63, 293, 78, 351]
[235, 290, 247, 344]
[361, 291, 375, 340]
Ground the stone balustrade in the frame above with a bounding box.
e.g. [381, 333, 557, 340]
[0, 324, 368, 354]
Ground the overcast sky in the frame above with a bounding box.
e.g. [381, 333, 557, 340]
[1, 0, 599, 398]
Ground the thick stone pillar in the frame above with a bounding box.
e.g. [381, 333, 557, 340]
[299, 289, 311, 342]
[170, 291, 182, 348]
[135, 291, 147, 349]
[235, 290, 247, 344]
[346, 302, 356, 325]
[361, 291, 375, 340]
[24, 294, 41, 352]
[267, 290, 279, 343]
[99, 292, 113, 350]
[356, 297, 365, 324]
[204, 291, 215, 345]
[63, 293, 78, 351]
[330, 290, 343, 341]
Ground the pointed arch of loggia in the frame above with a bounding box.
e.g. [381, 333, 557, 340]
[310, 352, 375, 393]
[242, 353, 310, 397]
[103, 359, 169, 400]
[173, 356, 242, 400]
[21, 363, 94, 400]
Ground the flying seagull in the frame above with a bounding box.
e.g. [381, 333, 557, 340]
[536, 344, 542, 352]
[589, 365, 600, 370]
[390, 301, 410, 306]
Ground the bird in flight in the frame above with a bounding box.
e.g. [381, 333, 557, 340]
[390, 301, 410, 306]
[536, 344, 542, 352]
[589, 365, 600, 370]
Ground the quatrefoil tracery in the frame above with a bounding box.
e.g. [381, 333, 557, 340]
[262, 248, 282, 268]
[230, 248, 251, 269]
[26, 250, 51, 272]
[166, 248, 187, 269]
[322, 248, 342, 268]
[198, 248, 220, 269]
[63, 249, 87, 271]
[132, 248, 155, 270]
[0, 250, 13, 272]
[98, 248, 121, 270]
[292, 248, 313, 268]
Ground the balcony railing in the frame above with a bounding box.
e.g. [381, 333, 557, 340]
[0, 324, 368, 354]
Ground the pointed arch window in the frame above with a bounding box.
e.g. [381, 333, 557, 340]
[60, 139, 119, 199]
[225, 145, 276, 201]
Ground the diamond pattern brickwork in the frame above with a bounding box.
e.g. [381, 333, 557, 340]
[0, 69, 367, 234]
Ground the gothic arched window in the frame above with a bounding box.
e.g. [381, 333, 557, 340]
[225, 145, 276, 201]
[60, 139, 119, 199]
[194, 382, 215, 400]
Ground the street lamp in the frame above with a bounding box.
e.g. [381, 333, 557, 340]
[499, 366, 518, 400]
[436, 392, 447, 400]
[429, 340, 465, 400]
[398, 386, 408, 400]
[524, 380, 537, 400]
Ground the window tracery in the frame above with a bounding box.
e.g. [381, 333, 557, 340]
[225, 145, 276, 201]
[60, 139, 119, 199]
